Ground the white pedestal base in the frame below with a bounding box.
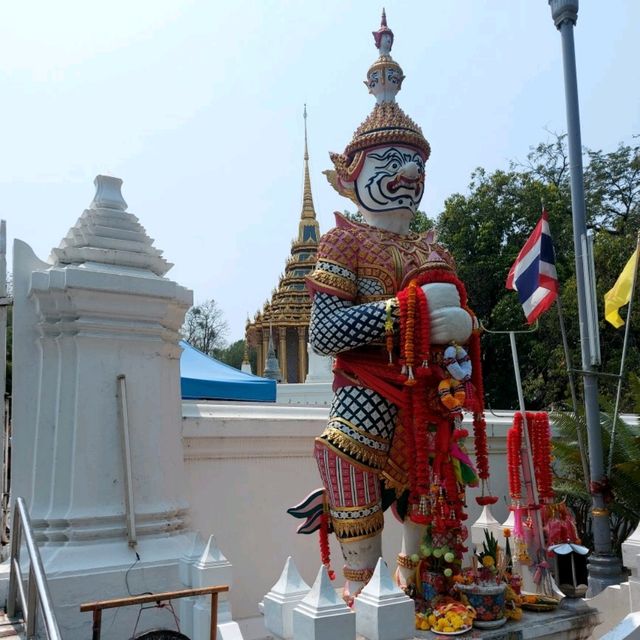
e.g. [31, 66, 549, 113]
[354, 558, 414, 640]
[263, 557, 310, 639]
[292, 566, 355, 640]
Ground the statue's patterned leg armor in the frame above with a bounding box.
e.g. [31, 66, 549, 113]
[314, 386, 398, 600]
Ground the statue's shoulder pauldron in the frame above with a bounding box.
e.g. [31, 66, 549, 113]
[306, 226, 358, 300]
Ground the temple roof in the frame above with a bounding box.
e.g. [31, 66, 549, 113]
[249, 107, 320, 333]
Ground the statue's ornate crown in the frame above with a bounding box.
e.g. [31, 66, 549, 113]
[328, 10, 431, 184]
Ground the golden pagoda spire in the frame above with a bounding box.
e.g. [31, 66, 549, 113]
[301, 104, 316, 221]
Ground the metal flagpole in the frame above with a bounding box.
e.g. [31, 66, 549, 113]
[544, 199, 590, 490]
[555, 294, 590, 491]
[548, 0, 623, 594]
[607, 232, 640, 476]
[480, 321, 546, 568]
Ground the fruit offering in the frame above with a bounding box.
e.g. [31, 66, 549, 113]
[414, 599, 475, 632]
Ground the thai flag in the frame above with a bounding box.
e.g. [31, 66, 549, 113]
[506, 210, 559, 324]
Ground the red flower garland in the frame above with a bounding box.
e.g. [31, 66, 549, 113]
[507, 413, 523, 500]
[395, 269, 492, 536]
[531, 412, 554, 502]
[319, 503, 335, 581]
[397, 282, 432, 521]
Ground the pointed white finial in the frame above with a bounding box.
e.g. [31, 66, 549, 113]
[263, 557, 312, 639]
[471, 504, 502, 545]
[270, 556, 311, 595]
[90, 175, 128, 211]
[360, 558, 405, 599]
[179, 531, 207, 586]
[194, 534, 229, 568]
[301, 565, 347, 610]
[355, 558, 414, 639]
[293, 565, 355, 639]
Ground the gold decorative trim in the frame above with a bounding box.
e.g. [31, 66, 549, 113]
[381, 469, 407, 495]
[320, 427, 389, 471]
[307, 271, 357, 298]
[328, 417, 391, 445]
[343, 566, 375, 582]
[397, 553, 419, 569]
[331, 103, 431, 182]
[331, 509, 384, 540]
[330, 499, 379, 515]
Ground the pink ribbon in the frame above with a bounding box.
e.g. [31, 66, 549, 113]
[533, 560, 550, 585]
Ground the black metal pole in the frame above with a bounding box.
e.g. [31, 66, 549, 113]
[548, 0, 623, 595]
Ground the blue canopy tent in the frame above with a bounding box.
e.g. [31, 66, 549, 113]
[180, 341, 276, 402]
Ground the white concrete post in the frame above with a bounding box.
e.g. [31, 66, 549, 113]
[192, 535, 243, 640]
[11, 175, 197, 638]
[263, 556, 311, 639]
[622, 522, 640, 611]
[305, 344, 333, 383]
[179, 531, 206, 639]
[622, 522, 640, 578]
[292, 565, 355, 640]
[354, 558, 414, 640]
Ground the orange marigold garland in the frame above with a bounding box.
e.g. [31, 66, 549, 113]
[403, 280, 418, 385]
[397, 281, 430, 520]
[395, 270, 492, 549]
[467, 327, 495, 505]
[415, 285, 431, 372]
[385, 297, 396, 365]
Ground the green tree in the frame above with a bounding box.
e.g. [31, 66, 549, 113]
[343, 209, 433, 234]
[214, 339, 246, 369]
[181, 299, 229, 356]
[436, 135, 640, 410]
[552, 409, 640, 556]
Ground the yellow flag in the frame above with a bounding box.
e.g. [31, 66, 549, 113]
[604, 248, 638, 328]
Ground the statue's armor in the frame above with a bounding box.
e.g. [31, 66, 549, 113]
[307, 216, 456, 542]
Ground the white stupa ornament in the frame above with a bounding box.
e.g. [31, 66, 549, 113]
[50, 174, 172, 276]
[365, 9, 405, 104]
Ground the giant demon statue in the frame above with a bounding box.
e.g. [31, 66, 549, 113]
[289, 12, 491, 604]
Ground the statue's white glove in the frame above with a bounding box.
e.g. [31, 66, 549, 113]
[421, 282, 475, 345]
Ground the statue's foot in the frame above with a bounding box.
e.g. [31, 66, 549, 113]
[342, 582, 360, 607]
[342, 566, 374, 607]
[396, 552, 420, 588]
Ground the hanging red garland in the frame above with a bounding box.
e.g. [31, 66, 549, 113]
[507, 413, 523, 501]
[395, 269, 492, 537]
[531, 412, 554, 501]
[319, 503, 335, 581]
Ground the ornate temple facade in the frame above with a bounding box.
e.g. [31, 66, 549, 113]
[247, 108, 320, 382]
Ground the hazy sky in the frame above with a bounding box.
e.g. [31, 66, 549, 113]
[2, 1, 639, 342]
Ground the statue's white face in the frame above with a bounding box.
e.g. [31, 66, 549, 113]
[354, 145, 425, 218]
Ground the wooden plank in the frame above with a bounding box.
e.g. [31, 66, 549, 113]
[80, 585, 229, 612]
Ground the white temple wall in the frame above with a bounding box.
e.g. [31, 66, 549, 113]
[182, 400, 512, 621]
